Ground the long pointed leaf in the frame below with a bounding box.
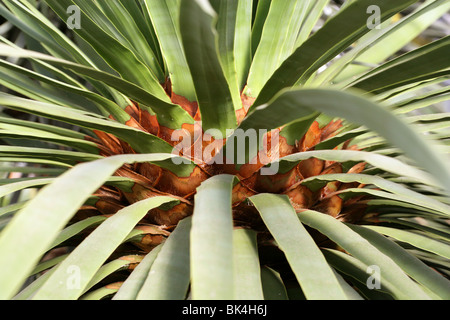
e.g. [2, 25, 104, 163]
[246, 0, 313, 97]
[32, 196, 176, 299]
[349, 36, 450, 94]
[239, 88, 450, 193]
[276, 149, 435, 186]
[350, 225, 450, 299]
[253, 0, 419, 106]
[190, 175, 235, 300]
[0, 92, 173, 154]
[335, 0, 450, 82]
[0, 153, 183, 299]
[232, 228, 264, 300]
[298, 210, 431, 300]
[143, 0, 195, 100]
[363, 225, 450, 260]
[180, 0, 237, 135]
[136, 217, 191, 300]
[112, 245, 163, 300]
[0, 44, 193, 129]
[44, 0, 166, 98]
[250, 194, 348, 300]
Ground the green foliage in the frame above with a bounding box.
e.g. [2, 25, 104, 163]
[0, 0, 449, 300]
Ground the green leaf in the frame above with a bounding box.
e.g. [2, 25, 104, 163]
[363, 226, 450, 260]
[0, 146, 101, 165]
[32, 196, 176, 300]
[30, 254, 69, 277]
[0, 44, 193, 129]
[335, 0, 450, 83]
[118, 0, 163, 68]
[298, 210, 431, 300]
[0, 122, 99, 154]
[233, 0, 252, 91]
[332, 269, 365, 300]
[0, 92, 173, 154]
[49, 216, 107, 249]
[0, 153, 184, 299]
[13, 267, 55, 300]
[0, 58, 131, 122]
[294, 0, 330, 48]
[190, 174, 236, 300]
[94, 0, 165, 82]
[250, 194, 348, 300]
[238, 145, 429, 189]
[0, 0, 93, 66]
[81, 284, 119, 301]
[0, 115, 88, 140]
[350, 225, 450, 300]
[250, 0, 271, 57]
[299, 173, 450, 216]
[278, 114, 319, 146]
[113, 245, 163, 300]
[136, 217, 191, 300]
[349, 36, 450, 94]
[0, 63, 109, 117]
[0, 201, 27, 218]
[0, 178, 54, 199]
[338, 188, 448, 217]
[143, 0, 196, 100]
[378, 217, 450, 242]
[394, 91, 450, 115]
[81, 256, 143, 297]
[81, 259, 135, 296]
[245, 0, 313, 97]
[260, 266, 288, 300]
[180, 0, 237, 135]
[252, 0, 419, 106]
[215, 0, 251, 108]
[322, 248, 396, 299]
[232, 228, 264, 300]
[247, 88, 449, 193]
[215, 0, 241, 110]
[45, 0, 166, 98]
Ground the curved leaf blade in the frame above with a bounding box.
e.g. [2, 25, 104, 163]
[0, 92, 173, 154]
[349, 36, 450, 94]
[215, 0, 250, 108]
[331, 0, 450, 84]
[180, 0, 237, 135]
[0, 153, 183, 299]
[364, 225, 450, 261]
[322, 248, 396, 299]
[298, 210, 432, 300]
[44, 0, 166, 97]
[350, 225, 450, 300]
[245, 0, 313, 97]
[136, 217, 191, 300]
[112, 245, 163, 300]
[275, 149, 435, 186]
[299, 173, 450, 216]
[0, 44, 193, 129]
[190, 174, 235, 300]
[143, 0, 196, 100]
[253, 0, 419, 106]
[32, 196, 176, 300]
[250, 194, 348, 300]
[240, 88, 450, 193]
[232, 229, 264, 300]
[260, 266, 288, 300]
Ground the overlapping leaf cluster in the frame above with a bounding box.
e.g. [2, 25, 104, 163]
[0, 0, 449, 300]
